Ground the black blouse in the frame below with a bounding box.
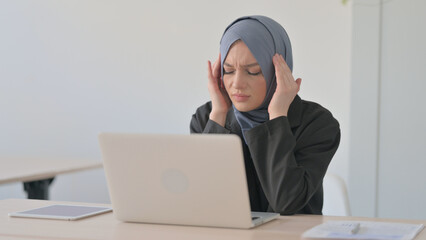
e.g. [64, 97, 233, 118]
[190, 95, 341, 215]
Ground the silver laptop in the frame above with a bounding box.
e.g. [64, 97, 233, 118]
[98, 133, 279, 229]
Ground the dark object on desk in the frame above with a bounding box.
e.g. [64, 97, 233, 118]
[23, 178, 55, 200]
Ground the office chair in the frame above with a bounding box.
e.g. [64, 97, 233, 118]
[322, 173, 351, 216]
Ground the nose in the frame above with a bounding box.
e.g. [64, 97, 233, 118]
[232, 70, 246, 89]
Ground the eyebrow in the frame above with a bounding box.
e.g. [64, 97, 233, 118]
[223, 62, 259, 68]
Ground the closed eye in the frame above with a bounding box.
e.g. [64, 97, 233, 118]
[247, 70, 262, 76]
[223, 69, 235, 74]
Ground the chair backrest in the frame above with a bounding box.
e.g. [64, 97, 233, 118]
[322, 173, 351, 216]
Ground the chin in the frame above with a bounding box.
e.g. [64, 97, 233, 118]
[233, 103, 255, 112]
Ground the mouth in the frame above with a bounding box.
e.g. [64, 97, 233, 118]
[232, 93, 250, 102]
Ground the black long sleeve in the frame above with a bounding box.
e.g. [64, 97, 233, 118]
[189, 95, 340, 215]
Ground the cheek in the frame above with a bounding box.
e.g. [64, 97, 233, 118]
[223, 76, 232, 90]
[253, 78, 267, 99]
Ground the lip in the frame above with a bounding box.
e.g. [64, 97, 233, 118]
[232, 93, 250, 102]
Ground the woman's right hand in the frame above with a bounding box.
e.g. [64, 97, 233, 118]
[207, 54, 231, 127]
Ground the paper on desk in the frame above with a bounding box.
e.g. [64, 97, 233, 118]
[302, 221, 424, 240]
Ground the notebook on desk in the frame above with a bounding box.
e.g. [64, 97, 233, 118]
[98, 133, 279, 229]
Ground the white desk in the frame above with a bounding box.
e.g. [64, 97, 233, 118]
[1, 199, 425, 240]
[1, 157, 102, 199]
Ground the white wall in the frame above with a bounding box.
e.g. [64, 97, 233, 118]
[0, 1, 351, 204]
[349, 0, 382, 218]
[350, 0, 426, 220]
[378, 0, 426, 220]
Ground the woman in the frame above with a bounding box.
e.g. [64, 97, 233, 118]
[190, 15, 340, 215]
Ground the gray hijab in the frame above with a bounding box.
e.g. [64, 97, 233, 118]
[220, 15, 293, 139]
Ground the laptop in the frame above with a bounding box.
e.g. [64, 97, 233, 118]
[98, 133, 279, 229]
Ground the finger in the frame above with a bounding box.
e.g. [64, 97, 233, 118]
[207, 60, 219, 90]
[273, 54, 282, 73]
[214, 54, 224, 89]
[296, 78, 302, 91]
[274, 54, 300, 93]
[211, 55, 218, 76]
[218, 53, 222, 77]
[279, 54, 291, 72]
[273, 54, 285, 70]
[273, 54, 286, 87]
[278, 54, 296, 84]
[207, 60, 214, 80]
[212, 54, 221, 78]
[209, 56, 224, 91]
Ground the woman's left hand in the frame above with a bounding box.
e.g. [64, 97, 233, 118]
[268, 54, 302, 120]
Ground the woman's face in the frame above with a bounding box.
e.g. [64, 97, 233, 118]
[223, 41, 267, 112]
